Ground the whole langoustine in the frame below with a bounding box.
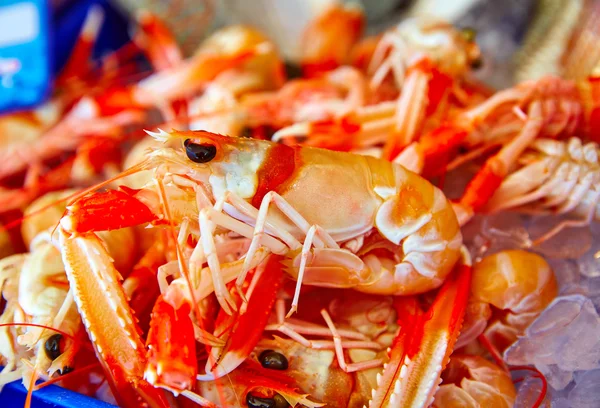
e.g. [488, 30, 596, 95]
[51, 129, 466, 405]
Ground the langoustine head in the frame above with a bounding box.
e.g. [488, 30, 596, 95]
[457, 249, 558, 351]
[372, 17, 482, 79]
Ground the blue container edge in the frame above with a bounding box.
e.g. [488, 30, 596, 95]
[0, 366, 117, 407]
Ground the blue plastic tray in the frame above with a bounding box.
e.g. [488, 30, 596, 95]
[0, 367, 117, 407]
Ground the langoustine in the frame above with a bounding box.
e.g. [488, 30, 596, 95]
[43, 128, 469, 406]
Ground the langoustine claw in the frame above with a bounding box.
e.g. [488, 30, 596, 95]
[369, 248, 472, 407]
[58, 229, 170, 407]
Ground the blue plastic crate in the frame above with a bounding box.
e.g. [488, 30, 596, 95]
[0, 0, 131, 114]
[0, 366, 117, 407]
[0, 0, 52, 113]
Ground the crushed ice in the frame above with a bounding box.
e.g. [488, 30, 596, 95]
[505, 295, 600, 383]
[456, 204, 600, 406]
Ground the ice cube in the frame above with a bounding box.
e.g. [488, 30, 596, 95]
[548, 258, 581, 293]
[536, 363, 573, 391]
[575, 222, 600, 278]
[465, 213, 533, 260]
[568, 369, 600, 408]
[581, 277, 600, 297]
[551, 397, 571, 408]
[571, 278, 600, 312]
[482, 213, 531, 249]
[577, 244, 600, 278]
[514, 375, 547, 408]
[592, 295, 600, 313]
[526, 215, 592, 259]
[504, 295, 600, 372]
[548, 384, 572, 408]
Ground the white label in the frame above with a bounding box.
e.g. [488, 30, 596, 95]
[0, 3, 40, 47]
[0, 58, 20, 74]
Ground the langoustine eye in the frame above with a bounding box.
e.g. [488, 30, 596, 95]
[44, 334, 63, 360]
[259, 349, 289, 370]
[246, 393, 289, 408]
[184, 139, 217, 163]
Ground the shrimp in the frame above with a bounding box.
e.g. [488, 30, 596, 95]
[52, 129, 463, 404]
[397, 75, 583, 175]
[0, 233, 85, 394]
[242, 65, 369, 134]
[0, 253, 27, 386]
[368, 19, 481, 93]
[184, 25, 286, 137]
[198, 357, 324, 408]
[194, 24, 285, 95]
[0, 10, 180, 212]
[0, 6, 105, 208]
[187, 35, 364, 139]
[20, 189, 137, 271]
[61, 129, 462, 311]
[456, 249, 558, 353]
[201, 249, 472, 408]
[369, 250, 472, 408]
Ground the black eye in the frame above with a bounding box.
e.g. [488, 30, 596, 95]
[246, 393, 289, 408]
[259, 350, 289, 370]
[246, 394, 275, 408]
[184, 139, 217, 163]
[45, 334, 63, 360]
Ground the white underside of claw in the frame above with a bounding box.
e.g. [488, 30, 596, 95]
[368, 335, 448, 408]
